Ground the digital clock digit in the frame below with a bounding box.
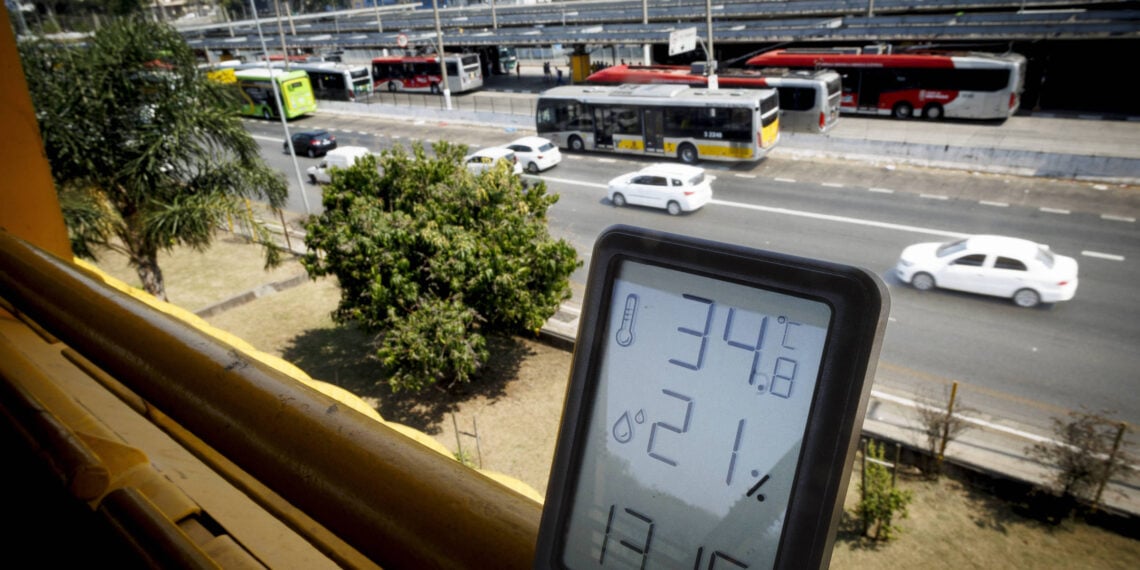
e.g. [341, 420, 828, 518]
[536, 226, 888, 570]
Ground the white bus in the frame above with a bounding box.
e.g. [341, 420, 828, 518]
[747, 48, 1027, 121]
[370, 53, 483, 94]
[287, 62, 374, 102]
[536, 84, 780, 164]
[586, 64, 841, 134]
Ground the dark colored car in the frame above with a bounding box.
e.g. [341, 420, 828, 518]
[284, 130, 337, 157]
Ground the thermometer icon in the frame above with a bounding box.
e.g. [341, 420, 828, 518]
[615, 294, 638, 347]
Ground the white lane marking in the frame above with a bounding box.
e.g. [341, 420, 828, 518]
[597, 158, 617, 163]
[1040, 207, 1071, 215]
[980, 200, 1009, 207]
[868, 187, 895, 194]
[822, 182, 844, 188]
[734, 174, 757, 179]
[774, 177, 796, 183]
[1082, 251, 1125, 261]
[541, 175, 609, 189]
[1101, 214, 1136, 223]
[708, 199, 968, 239]
[920, 194, 949, 200]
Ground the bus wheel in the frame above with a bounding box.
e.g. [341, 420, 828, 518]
[923, 103, 944, 120]
[262, 108, 272, 120]
[569, 136, 585, 152]
[678, 143, 698, 164]
[430, 82, 440, 95]
[387, 82, 397, 92]
[892, 102, 913, 119]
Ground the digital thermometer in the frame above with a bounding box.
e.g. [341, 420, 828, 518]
[535, 225, 889, 570]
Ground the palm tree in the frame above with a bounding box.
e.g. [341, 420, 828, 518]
[19, 16, 288, 300]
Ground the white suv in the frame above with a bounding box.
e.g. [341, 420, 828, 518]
[607, 163, 714, 215]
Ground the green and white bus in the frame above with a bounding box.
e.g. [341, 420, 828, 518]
[536, 84, 780, 164]
[233, 67, 317, 120]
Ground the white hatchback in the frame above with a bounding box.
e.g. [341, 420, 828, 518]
[895, 235, 1079, 308]
[505, 136, 562, 174]
[607, 163, 714, 216]
[464, 147, 523, 175]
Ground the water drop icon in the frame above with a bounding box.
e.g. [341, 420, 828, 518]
[612, 411, 633, 444]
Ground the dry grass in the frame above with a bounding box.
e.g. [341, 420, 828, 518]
[90, 235, 1140, 569]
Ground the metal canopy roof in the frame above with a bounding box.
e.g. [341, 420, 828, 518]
[178, 0, 1140, 52]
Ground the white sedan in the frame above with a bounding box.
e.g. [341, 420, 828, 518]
[464, 147, 523, 175]
[894, 235, 1078, 308]
[607, 163, 714, 216]
[505, 136, 562, 174]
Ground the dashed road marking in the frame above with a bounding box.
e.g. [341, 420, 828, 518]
[1040, 207, 1071, 215]
[1101, 214, 1136, 223]
[1082, 251, 1125, 261]
[597, 158, 617, 163]
[920, 194, 949, 200]
[774, 177, 796, 183]
[868, 187, 895, 194]
[821, 182, 844, 188]
[733, 173, 757, 179]
[980, 200, 1009, 207]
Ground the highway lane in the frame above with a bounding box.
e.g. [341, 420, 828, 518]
[245, 120, 1140, 430]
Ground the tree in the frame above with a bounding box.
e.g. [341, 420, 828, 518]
[19, 16, 288, 300]
[301, 142, 580, 392]
[853, 439, 913, 541]
[1027, 408, 1133, 511]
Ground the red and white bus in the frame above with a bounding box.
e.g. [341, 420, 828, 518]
[586, 64, 841, 134]
[370, 53, 484, 95]
[745, 48, 1027, 121]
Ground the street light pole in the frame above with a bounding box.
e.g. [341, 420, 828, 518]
[250, 0, 311, 216]
[705, 0, 717, 89]
[431, 0, 452, 110]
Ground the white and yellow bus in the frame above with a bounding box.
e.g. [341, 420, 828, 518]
[536, 84, 780, 164]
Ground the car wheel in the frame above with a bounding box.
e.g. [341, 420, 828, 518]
[611, 193, 626, 207]
[678, 143, 698, 165]
[569, 136, 585, 152]
[307, 148, 316, 158]
[892, 102, 913, 119]
[911, 272, 935, 291]
[526, 162, 540, 174]
[309, 174, 318, 184]
[387, 81, 397, 92]
[923, 103, 944, 120]
[1013, 288, 1041, 308]
[666, 201, 682, 216]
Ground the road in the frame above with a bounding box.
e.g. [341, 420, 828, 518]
[246, 113, 1140, 436]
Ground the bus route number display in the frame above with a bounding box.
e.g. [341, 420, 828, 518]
[535, 225, 889, 570]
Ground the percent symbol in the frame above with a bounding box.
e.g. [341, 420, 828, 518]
[746, 474, 771, 502]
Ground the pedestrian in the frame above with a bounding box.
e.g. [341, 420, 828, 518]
[556, 67, 563, 85]
[543, 61, 551, 82]
[516, 61, 521, 79]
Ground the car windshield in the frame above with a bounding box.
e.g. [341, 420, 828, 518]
[936, 238, 968, 257]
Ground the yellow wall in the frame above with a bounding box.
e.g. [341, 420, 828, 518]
[0, 10, 72, 260]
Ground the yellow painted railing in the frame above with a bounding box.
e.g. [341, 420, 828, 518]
[0, 230, 541, 569]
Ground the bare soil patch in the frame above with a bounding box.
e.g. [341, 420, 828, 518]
[92, 235, 1140, 569]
